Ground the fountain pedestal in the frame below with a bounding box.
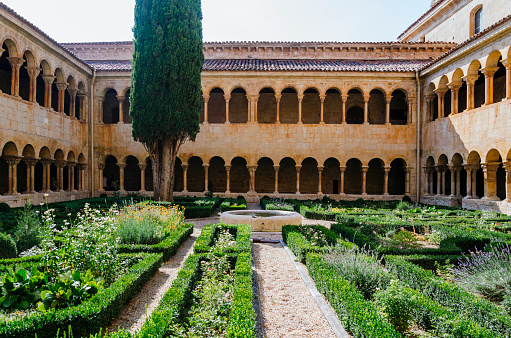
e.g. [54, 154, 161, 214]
[219, 210, 302, 232]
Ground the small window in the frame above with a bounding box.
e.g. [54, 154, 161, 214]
[474, 7, 482, 34]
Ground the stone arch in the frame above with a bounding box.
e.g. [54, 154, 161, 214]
[467, 150, 484, 198]
[39, 146, 51, 160]
[64, 75, 76, 116]
[54, 149, 65, 161]
[230, 87, 248, 123]
[345, 158, 362, 194]
[257, 87, 276, 123]
[470, 4, 484, 36]
[22, 144, 36, 158]
[187, 156, 204, 192]
[346, 88, 364, 124]
[19, 50, 36, 101]
[124, 155, 140, 191]
[390, 89, 408, 124]
[1, 38, 19, 57]
[280, 87, 299, 124]
[468, 60, 485, 109]
[0, 141, 18, 194]
[368, 89, 386, 125]
[255, 157, 274, 193]
[439, 75, 452, 117]
[51, 68, 65, 111]
[230, 157, 249, 193]
[209, 156, 226, 193]
[123, 88, 132, 123]
[322, 158, 341, 194]
[367, 158, 384, 194]
[324, 88, 342, 124]
[489, 52, 506, 103]
[278, 157, 297, 193]
[389, 158, 406, 195]
[452, 153, 467, 197]
[208, 87, 226, 124]
[103, 88, 119, 123]
[300, 157, 318, 194]
[0, 40, 16, 95]
[35, 60, 51, 106]
[2, 141, 18, 156]
[427, 82, 438, 121]
[67, 150, 75, 163]
[453, 68, 468, 113]
[302, 88, 320, 124]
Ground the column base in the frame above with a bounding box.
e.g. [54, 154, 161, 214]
[385, 122, 391, 126]
[117, 121, 124, 124]
[225, 121, 230, 125]
[139, 189, 146, 193]
[384, 193, 389, 196]
[225, 190, 231, 194]
[342, 121, 347, 125]
[275, 121, 280, 124]
[339, 193, 345, 196]
[273, 191, 278, 195]
[319, 122, 325, 125]
[297, 122, 303, 125]
[296, 192, 301, 195]
[182, 189, 188, 193]
[363, 122, 369, 125]
[362, 193, 367, 195]
[482, 196, 500, 201]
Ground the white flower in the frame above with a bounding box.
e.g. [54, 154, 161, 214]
[44, 193, 49, 197]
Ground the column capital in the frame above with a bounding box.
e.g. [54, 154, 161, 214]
[224, 94, 231, 101]
[385, 94, 393, 103]
[55, 160, 67, 168]
[68, 88, 79, 97]
[318, 165, 324, 172]
[4, 156, 22, 166]
[98, 162, 106, 170]
[23, 158, 39, 166]
[297, 94, 304, 101]
[77, 163, 88, 170]
[273, 165, 280, 170]
[319, 95, 326, 102]
[341, 94, 349, 101]
[202, 163, 210, 168]
[247, 165, 258, 173]
[224, 164, 231, 170]
[117, 95, 125, 102]
[40, 158, 53, 166]
[181, 163, 189, 170]
[462, 75, 479, 85]
[503, 161, 511, 171]
[67, 162, 76, 169]
[435, 164, 448, 172]
[463, 163, 479, 171]
[26, 66, 41, 78]
[383, 165, 391, 172]
[116, 163, 126, 169]
[339, 165, 346, 172]
[138, 163, 147, 171]
[55, 82, 68, 91]
[274, 94, 282, 101]
[434, 88, 447, 97]
[361, 165, 369, 172]
[481, 162, 500, 172]
[97, 95, 105, 102]
[363, 94, 371, 102]
[501, 59, 511, 69]
[6, 57, 24, 69]
[247, 94, 259, 101]
[77, 93, 88, 99]
[481, 67, 499, 78]
[295, 164, 302, 172]
[42, 75, 56, 85]
[447, 82, 462, 91]
[202, 94, 210, 102]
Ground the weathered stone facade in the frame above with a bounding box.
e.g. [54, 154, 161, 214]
[0, 0, 510, 212]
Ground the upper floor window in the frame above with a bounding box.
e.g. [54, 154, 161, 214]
[474, 7, 483, 34]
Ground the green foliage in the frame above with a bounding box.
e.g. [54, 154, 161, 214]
[389, 229, 420, 249]
[220, 197, 247, 212]
[394, 200, 410, 211]
[401, 195, 412, 203]
[194, 224, 251, 255]
[0, 232, 17, 259]
[374, 280, 414, 332]
[0, 203, 11, 213]
[0, 266, 44, 310]
[13, 203, 42, 253]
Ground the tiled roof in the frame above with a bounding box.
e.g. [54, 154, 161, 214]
[398, 0, 447, 40]
[88, 59, 431, 73]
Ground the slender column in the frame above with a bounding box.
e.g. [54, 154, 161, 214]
[434, 89, 446, 118]
[98, 163, 105, 192]
[55, 161, 66, 192]
[424, 168, 431, 195]
[504, 162, 511, 202]
[341, 95, 348, 124]
[464, 165, 472, 198]
[297, 94, 303, 124]
[361, 165, 369, 195]
[224, 94, 230, 124]
[425, 94, 435, 121]
[40, 159, 51, 192]
[441, 169, 447, 195]
[481, 67, 498, 105]
[203, 163, 209, 193]
[275, 94, 281, 124]
[68, 89, 78, 118]
[203, 95, 209, 124]
[481, 162, 500, 201]
[138, 163, 146, 192]
[55, 82, 68, 113]
[225, 164, 231, 194]
[318, 166, 324, 194]
[455, 167, 461, 197]
[436, 166, 442, 195]
[4, 157, 19, 194]
[383, 166, 391, 195]
[78, 94, 87, 121]
[25, 159, 38, 193]
[117, 163, 126, 192]
[472, 165, 478, 198]
[68, 163, 76, 191]
[42, 75, 55, 108]
[26, 67, 41, 102]
[385, 95, 392, 125]
[248, 165, 257, 193]
[463, 75, 478, 110]
[429, 169, 435, 195]
[7, 57, 24, 97]
[363, 94, 370, 124]
[407, 97, 414, 125]
[295, 164, 302, 194]
[273, 165, 279, 194]
[449, 165, 456, 197]
[501, 59, 511, 100]
[448, 83, 462, 115]
[182, 163, 189, 193]
[319, 95, 325, 124]
[254, 95, 259, 122]
[97, 96, 104, 123]
[78, 164, 87, 191]
[247, 95, 257, 123]
[339, 166, 346, 195]
[406, 167, 411, 195]
[117, 96, 125, 123]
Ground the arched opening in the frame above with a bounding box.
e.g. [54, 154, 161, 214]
[209, 156, 226, 193]
[324, 88, 341, 124]
[124, 156, 140, 191]
[104, 155, 119, 191]
[17, 160, 27, 193]
[493, 57, 506, 103]
[280, 88, 299, 124]
[426, 156, 436, 195]
[0, 42, 13, 95]
[123, 89, 132, 123]
[389, 159, 406, 195]
[474, 71, 485, 109]
[428, 83, 439, 121]
[323, 158, 341, 194]
[302, 88, 320, 124]
[278, 158, 297, 193]
[497, 157, 506, 200]
[51, 69, 63, 112]
[174, 158, 184, 192]
[19, 52, 33, 101]
[230, 157, 249, 193]
[76, 82, 86, 120]
[36, 61, 50, 107]
[64, 76, 74, 116]
[200, 91, 204, 123]
[0, 157, 8, 195]
[187, 156, 204, 192]
[390, 90, 408, 124]
[346, 89, 364, 124]
[451, 153, 464, 197]
[208, 88, 226, 124]
[366, 158, 384, 194]
[145, 158, 154, 192]
[368, 89, 385, 125]
[300, 158, 319, 194]
[230, 88, 248, 123]
[257, 88, 276, 123]
[345, 158, 362, 194]
[103, 89, 119, 123]
[468, 151, 483, 198]
[255, 157, 274, 193]
[49, 163, 57, 192]
[21, 145, 35, 193]
[444, 89, 452, 117]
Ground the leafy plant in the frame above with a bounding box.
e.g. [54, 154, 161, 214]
[296, 226, 329, 247]
[0, 231, 17, 259]
[374, 280, 414, 332]
[0, 266, 44, 310]
[14, 202, 42, 253]
[389, 229, 420, 249]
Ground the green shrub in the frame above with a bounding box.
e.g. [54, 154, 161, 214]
[395, 200, 410, 211]
[194, 224, 251, 255]
[0, 232, 17, 259]
[13, 203, 42, 253]
[401, 195, 412, 203]
[0, 202, 11, 212]
[220, 198, 247, 213]
[374, 280, 414, 332]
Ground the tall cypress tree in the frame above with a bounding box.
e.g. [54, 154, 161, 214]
[130, 0, 204, 201]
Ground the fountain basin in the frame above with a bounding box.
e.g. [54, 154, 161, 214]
[220, 210, 302, 232]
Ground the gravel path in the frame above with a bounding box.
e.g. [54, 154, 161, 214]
[254, 242, 337, 338]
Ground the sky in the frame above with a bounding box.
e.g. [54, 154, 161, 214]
[1, 0, 432, 43]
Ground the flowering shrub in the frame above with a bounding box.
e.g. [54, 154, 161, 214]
[296, 226, 329, 247]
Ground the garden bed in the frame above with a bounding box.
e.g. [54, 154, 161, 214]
[193, 223, 251, 254]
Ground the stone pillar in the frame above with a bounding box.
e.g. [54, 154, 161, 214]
[42, 75, 55, 108]
[463, 75, 478, 110]
[7, 57, 24, 97]
[26, 67, 41, 102]
[441, 169, 447, 195]
[434, 89, 446, 118]
[295, 164, 302, 194]
[98, 163, 105, 193]
[429, 169, 435, 195]
[481, 162, 500, 201]
[361, 165, 369, 195]
[68, 163, 76, 191]
[505, 162, 511, 202]
[456, 167, 461, 197]
[248, 165, 257, 193]
[436, 166, 442, 195]
[363, 94, 370, 124]
[225, 164, 231, 194]
[182, 163, 189, 193]
[297, 94, 303, 124]
[97, 96, 104, 123]
[502, 59, 511, 100]
[224, 94, 230, 124]
[339, 166, 346, 195]
[341, 95, 348, 124]
[55, 161, 66, 192]
[77, 164, 87, 191]
[78, 93, 87, 121]
[5, 157, 21, 195]
[319, 95, 325, 124]
[24, 159, 37, 193]
[275, 94, 281, 124]
[273, 165, 279, 194]
[254, 95, 259, 122]
[464, 164, 472, 198]
[449, 165, 456, 197]
[117, 96, 125, 123]
[385, 95, 392, 125]
[138, 163, 147, 192]
[318, 166, 324, 194]
[117, 163, 126, 193]
[203, 163, 209, 193]
[40, 159, 51, 192]
[448, 83, 462, 115]
[383, 166, 391, 195]
[407, 97, 414, 125]
[68, 89, 78, 118]
[482, 67, 499, 105]
[425, 94, 433, 121]
[203, 95, 209, 124]
[406, 166, 411, 195]
[56, 82, 68, 113]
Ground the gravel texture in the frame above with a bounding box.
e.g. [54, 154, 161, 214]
[254, 242, 337, 338]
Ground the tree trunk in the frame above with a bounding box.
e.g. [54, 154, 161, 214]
[148, 136, 184, 202]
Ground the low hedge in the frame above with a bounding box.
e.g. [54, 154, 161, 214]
[220, 197, 247, 213]
[0, 232, 17, 259]
[194, 224, 251, 255]
[118, 223, 194, 260]
[0, 254, 44, 266]
[147, 201, 214, 219]
[384, 254, 462, 271]
[303, 209, 338, 221]
[385, 255, 511, 336]
[0, 252, 163, 338]
[306, 253, 401, 337]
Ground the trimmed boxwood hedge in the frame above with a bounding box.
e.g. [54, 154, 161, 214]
[0, 232, 17, 259]
[0, 253, 163, 338]
[118, 223, 193, 260]
[194, 224, 251, 255]
[220, 197, 247, 213]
